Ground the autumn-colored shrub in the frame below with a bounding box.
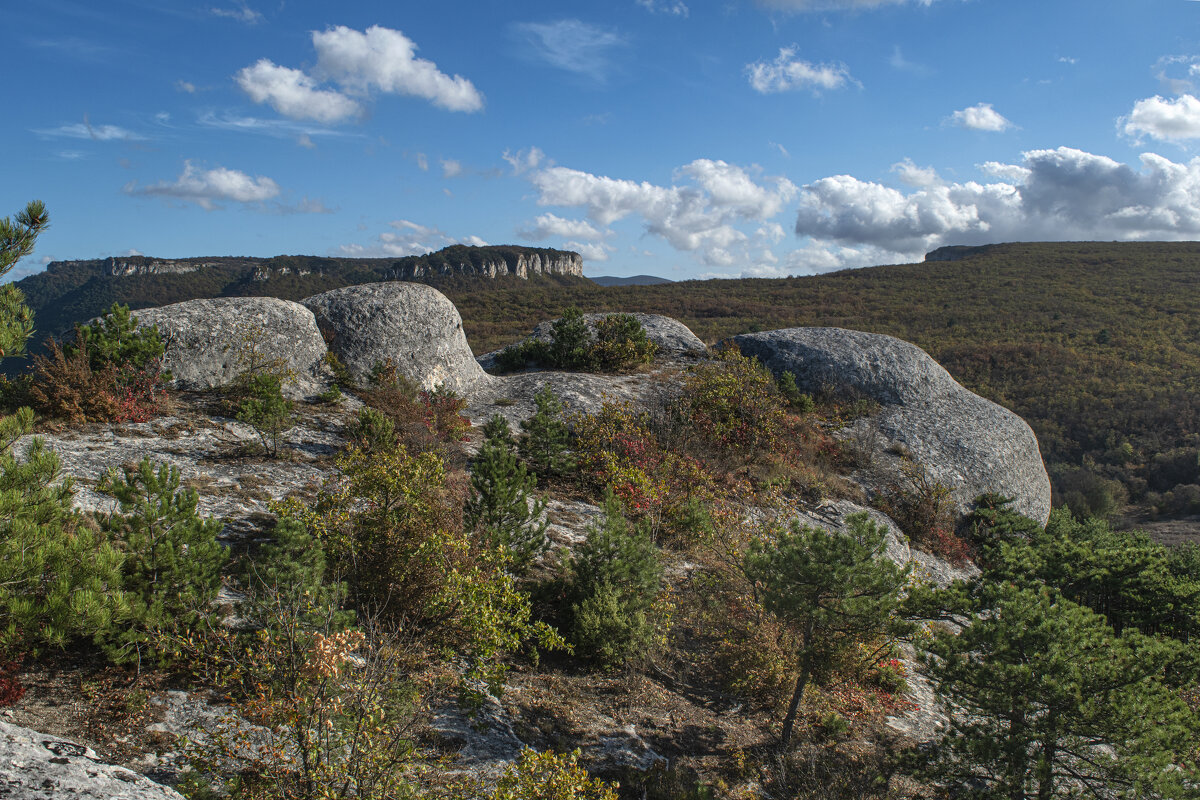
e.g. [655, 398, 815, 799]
[29, 339, 168, 425]
[873, 458, 970, 564]
[357, 358, 469, 466]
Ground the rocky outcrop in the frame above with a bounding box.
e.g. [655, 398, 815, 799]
[133, 298, 330, 398]
[303, 283, 489, 394]
[0, 720, 184, 799]
[103, 258, 211, 277]
[732, 327, 1052, 523]
[391, 250, 583, 280]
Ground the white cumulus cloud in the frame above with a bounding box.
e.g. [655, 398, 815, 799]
[312, 25, 484, 112]
[236, 60, 363, 123]
[1122, 94, 1200, 142]
[441, 159, 464, 178]
[525, 156, 794, 266]
[124, 161, 280, 210]
[236, 25, 483, 123]
[949, 102, 1014, 132]
[747, 47, 856, 94]
[793, 146, 1200, 263]
[565, 240, 614, 262]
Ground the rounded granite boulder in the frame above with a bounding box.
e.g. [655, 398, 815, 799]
[302, 282, 487, 394]
[731, 327, 1052, 524]
[133, 297, 329, 398]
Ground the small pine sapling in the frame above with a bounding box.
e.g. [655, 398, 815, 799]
[569, 491, 663, 669]
[237, 372, 295, 457]
[466, 414, 548, 573]
[519, 383, 575, 478]
[98, 457, 227, 664]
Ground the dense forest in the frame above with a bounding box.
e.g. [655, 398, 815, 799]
[16, 241, 1200, 525]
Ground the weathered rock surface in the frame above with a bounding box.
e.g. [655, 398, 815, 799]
[0, 720, 183, 799]
[303, 283, 489, 394]
[17, 399, 354, 541]
[732, 327, 1052, 523]
[134, 298, 329, 398]
[465, 368, 671, 428]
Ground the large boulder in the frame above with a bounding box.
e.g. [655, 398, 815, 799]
[134, 298, 328, 398]
[732, 327, 1051, 524]
[0, 720, 184, 799]
[303, 283, 487, 394]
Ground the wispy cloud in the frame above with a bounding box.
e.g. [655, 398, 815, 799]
[35, 117, 146, 141]
[510, 20, 629, 82]
[756, 0, 941, 12]
[636, 0, 689, 16]
[747, 47, 858, 94]
[210, 2, 262, 24]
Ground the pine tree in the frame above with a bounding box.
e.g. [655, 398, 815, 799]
[548, 306, 592, 369]
[97, 458, 227, 664]
[919, 583, 1198, 799]
[0, 201, 47, 359]
[237, 372, 295, 456]
[466, 414, 548, 572]
[66, 302, 165, 372]
[518, 383, 574, 478]
[744, 512, 910, 748]
[569, 491, 662, 669]
[0, 409, 126, 653]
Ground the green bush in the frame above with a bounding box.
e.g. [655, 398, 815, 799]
[66, 303, 165, 373]
[496, 309, 656, 373]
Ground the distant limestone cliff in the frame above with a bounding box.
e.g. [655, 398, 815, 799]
[17, 245, 585, 346]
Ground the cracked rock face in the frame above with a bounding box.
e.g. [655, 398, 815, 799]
[0, 720, 184, 799]
[303, 283, 489, 394]
[134, 298, 330, 399]
[732, 327, 1052, 524]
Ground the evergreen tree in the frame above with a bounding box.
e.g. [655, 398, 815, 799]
[97, 458, 227, 664]
[0, 201, 47, 359]
[744, 512, 910, 747]
[65, 303, 165, 372]
[548, 306, 592, 369]
[237, 372, 295, 456]
[0, 409, 126, 653]
[518, 383, 575, 478]
[569, 491, 662, 669]
[466, 414, 548, 572]
[919, 583, 1198, 799]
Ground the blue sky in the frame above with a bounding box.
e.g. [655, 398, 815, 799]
[6, 0, 1200, 281]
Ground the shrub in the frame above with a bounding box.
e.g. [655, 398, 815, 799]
[778, 370, 815, 413]
[873, 458, 966, 563]
[680, 347, 785, 455]
[28, 303, 169, 425]
[357, 359, 469, 465]
[348, 406, 397, 453]
[275, 441, 562, 695]
[96, 458, 227, 665]
[236, 372, 294, 457]
[490, 748, 619, 800]
[591, 313, 657, 372]
[519, 383, 575, 479]
[496, 310, 656, 373]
